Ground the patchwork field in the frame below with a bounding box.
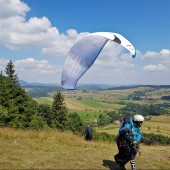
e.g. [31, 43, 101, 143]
[34, 87, 170, 124]
[34, 87, 170, 136]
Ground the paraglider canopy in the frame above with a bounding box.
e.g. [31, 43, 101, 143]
[61, 32, 136, 90]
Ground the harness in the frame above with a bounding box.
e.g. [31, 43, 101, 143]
[117, 120, 141, 157]
[115, 117, 142, 166]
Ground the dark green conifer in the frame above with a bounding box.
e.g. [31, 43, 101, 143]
[51, 91, 68, 130]
[5, 60, 19, 84]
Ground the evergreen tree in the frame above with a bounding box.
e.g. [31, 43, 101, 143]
[0, 73, 39, 128]
[29, 113, 47, 130]
[67, 112, 84, 134]
[5, 60, 19, 84]
[0, 106, 9, 126]
[38, 104, 52, 126]
[51, 91, 68, 130]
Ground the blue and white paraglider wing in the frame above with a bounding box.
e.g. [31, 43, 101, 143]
[61, 32, 136, 90]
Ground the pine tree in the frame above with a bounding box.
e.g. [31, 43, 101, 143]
[5, 60, 19, 84]
[51, 91, 68, 130]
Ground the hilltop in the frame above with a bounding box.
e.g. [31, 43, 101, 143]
[1, 60, 170, 170]
[0, 128, 170, 169]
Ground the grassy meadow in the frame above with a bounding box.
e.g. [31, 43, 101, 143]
[1, 87, 170, 169]
[0, 127, 170, 169]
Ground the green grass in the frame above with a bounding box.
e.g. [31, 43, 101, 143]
[34, 97, 52, 105]
[0, 127, 170, 169]
[77, 99, 109, 109]
[69, 109, 102, 124]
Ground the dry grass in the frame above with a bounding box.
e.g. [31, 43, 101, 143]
[0, 127, 170, 169]
[143, 115, 170, 136]
[65, 99, 89, 110]
[0, 128, 116, 169]
[96, 116, 170, 138]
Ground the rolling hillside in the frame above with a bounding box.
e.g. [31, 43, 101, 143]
[33, 86, 170, 124]
[1, 84, 170, 169]
[0, 128, 170, 169]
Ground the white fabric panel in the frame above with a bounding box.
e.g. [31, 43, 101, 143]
[61, 35, 108, 89]
[91, 32, 136, 57]
[113, 33, 136, 57]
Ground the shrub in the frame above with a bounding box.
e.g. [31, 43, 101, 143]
[141, 133, 170, 145]
[93, 131, 116, 142]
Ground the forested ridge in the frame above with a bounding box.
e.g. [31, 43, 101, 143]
[0, 60, 84, 132]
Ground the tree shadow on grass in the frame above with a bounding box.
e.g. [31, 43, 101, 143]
[102, 159, 121, 170]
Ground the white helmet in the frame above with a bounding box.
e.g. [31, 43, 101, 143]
[134, 114, 144, 122]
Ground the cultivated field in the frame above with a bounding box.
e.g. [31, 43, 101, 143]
[34, 88, 170, 138]
[34, 87, 170, 124]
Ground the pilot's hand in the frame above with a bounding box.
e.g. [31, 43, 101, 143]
[124, 127, 129, 131]
[133, 141, 137, 144]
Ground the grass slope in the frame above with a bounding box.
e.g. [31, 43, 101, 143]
[96, 116, 170, 137]
[0, 128, 170, 169]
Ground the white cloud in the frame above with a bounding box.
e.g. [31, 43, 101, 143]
[160, 49, 170, 56]
[0, 0, 30, 18]
[12, 58, 61, 83]
[0, 0, 84, 56]
[0, 58, 9, 65]
[0, 15, 60, 50]
[143, 51, 159, 59]
[14, 58, 61, 74]
[142, 49, 170, 61]
[0, 58, 10, 71]
[143, 64, 168, 71]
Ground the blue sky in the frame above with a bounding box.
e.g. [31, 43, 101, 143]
[0, 0, 170, 85]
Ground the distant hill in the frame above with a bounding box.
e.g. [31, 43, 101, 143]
[107, 84, 170, 90]
[75, 84, 118, 90]
[19, 80, 58, 87]
[19, 80, 122, 91]
[19, 80, 170, 97]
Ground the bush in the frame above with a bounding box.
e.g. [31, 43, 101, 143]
[93, 131, 116, 142]
[67, 112, 85, 134]
[141, 133, 170, 145]
[92, 131, 170, 145]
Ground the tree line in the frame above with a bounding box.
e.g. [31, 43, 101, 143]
[0, 60, 84, 133]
